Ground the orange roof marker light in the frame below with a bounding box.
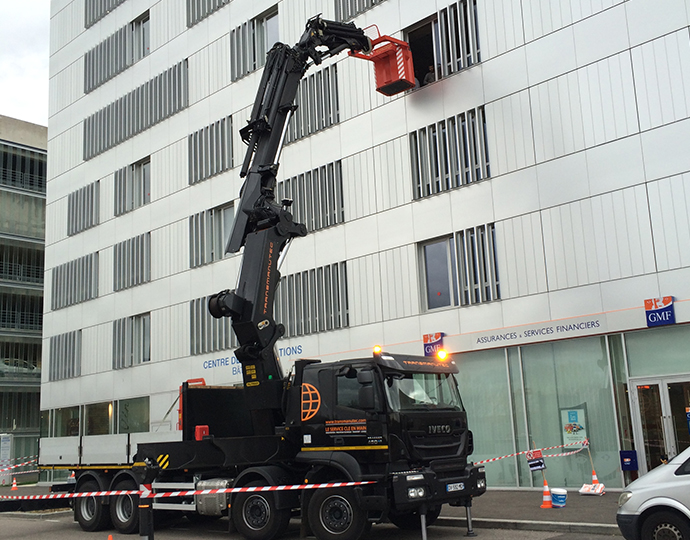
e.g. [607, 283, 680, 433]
[350, 25, 415, 96]
[436, 349, 449, 361]
[373, 345, 383, 357]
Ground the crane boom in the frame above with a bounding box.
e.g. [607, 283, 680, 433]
[208, 16, 371, 431]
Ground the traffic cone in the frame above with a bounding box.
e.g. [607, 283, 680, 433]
[540, 478, 552, 509]
[11, 477, 18, 491]
[108, 535, 113, 540]
[591, 469, 599, 484]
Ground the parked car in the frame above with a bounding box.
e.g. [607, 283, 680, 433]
[0, 358, 38, 377]
[617, 445, 690, 540]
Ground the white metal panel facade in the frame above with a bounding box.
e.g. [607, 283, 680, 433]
[44, 0, 690, 448]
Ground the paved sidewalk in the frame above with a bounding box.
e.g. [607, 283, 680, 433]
[440, 488, 621, 536]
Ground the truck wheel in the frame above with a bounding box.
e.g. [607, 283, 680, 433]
[641, 510, 690, 540]
[231, 481, 291, 540]
[110, 478, 139, 534]
[389, 506, 441, 530]
[75, 480, 111, 532]
[308, 488, 367, 540]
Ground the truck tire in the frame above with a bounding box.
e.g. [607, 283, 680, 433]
[389, 506, 441, 530]
[75, 479, 112, 532]
[641, 510, 690, 540]
[308, 488, 367, 540]
[109, 477, 139, 534]
[231, 480, 291, 540]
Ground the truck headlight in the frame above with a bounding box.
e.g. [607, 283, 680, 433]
[618, 491, 632, 508]
[408, 487, 426, 499]
[477, 478, 486, 489]
[406, 474, 425, 482]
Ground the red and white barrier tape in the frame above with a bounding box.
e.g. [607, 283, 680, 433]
[542, 446, 587, 458]
[0, 459, 38, 473]
[475, 439, 589, 465]
[2, 469, 40, 477]
[0, 455, 38, 467]
[0, 480, 375, 501]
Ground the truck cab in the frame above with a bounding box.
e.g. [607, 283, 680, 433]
[291, 350, 486, 521]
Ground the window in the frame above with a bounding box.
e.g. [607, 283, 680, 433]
[85, 0, 126, 27]
[188, 116, 233, 185]
[0, 142, 46, 193]
[85, 402, 114, 435]
[49, 330, 81, 381]
[84, 12, 150, 93]
[51, 252, 99, 310]
[384, 372, 463, 412]
[421, 224, 499, 310]
[189, 203, 234, 268]
[132, 12, 150, 62]
[0, 245, 43, 285]
[83, 60, 189, 160]
[275, 261, 348, 338]
[53, 405, 80, 437]
[335, 0, 387, 22]
[285, 65, 339, 144]
[190, 295, 238, 355]
[410, 107, 490, 198]
[276, 161, 344, 232]
[335, 370, 380, 410]
[406, 0, 480, 86]
[115, 158, 151, 215]
[186, 0, 230, 27]
[113, 233, 151, 291]
[68, 181, 100, 235]
[118, 396, 149, 434]
[113, 313, 151, 369]
[230, 7, 279, 82]
[423, 238, 457, 309]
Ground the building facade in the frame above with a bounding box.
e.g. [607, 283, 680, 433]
[0, 115, 46, 482]
[44, 0, 690, 489]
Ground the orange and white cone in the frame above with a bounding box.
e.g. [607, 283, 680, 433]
[591, 469, 599, 484]
[11, 477, 18, 491]
[540, 478, 552, 508]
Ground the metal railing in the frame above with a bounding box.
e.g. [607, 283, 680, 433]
[0, 168, 46, 194]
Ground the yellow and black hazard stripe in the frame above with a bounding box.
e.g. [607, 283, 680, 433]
[156, 454, 170, 469]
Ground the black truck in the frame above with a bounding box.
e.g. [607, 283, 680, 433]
[59, 16, 486, 540]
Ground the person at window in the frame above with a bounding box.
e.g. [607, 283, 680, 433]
[423, 65, 436, 85]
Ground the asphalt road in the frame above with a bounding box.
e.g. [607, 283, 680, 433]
[0, 511, 621, 540]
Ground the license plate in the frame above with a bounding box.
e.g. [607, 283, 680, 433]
[446, 482, 464, 492]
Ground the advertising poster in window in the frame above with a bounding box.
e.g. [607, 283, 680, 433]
[560, 405, 587, 448]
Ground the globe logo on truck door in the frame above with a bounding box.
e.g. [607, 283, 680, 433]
[301, 383, 321, 421]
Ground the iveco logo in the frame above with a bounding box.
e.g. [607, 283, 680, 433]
[428, 424, 451, 435]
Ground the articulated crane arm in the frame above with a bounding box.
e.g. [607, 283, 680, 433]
[208, 17, 372, 431]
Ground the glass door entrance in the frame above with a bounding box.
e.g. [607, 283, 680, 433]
[632, 378, 690, 474]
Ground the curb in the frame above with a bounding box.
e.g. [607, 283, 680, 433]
[436, 516, 622, 536]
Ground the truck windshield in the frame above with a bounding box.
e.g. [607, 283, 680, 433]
[384, 372, 464, 412]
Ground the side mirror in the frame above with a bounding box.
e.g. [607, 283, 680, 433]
[357, 370, 373, 384]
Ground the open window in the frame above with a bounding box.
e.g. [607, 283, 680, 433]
[405, 0, 481, 87]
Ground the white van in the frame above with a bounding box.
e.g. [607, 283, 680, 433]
[617, 445, 690, 540]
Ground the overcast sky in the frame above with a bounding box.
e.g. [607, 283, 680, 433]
[0, 1, 51, 127]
